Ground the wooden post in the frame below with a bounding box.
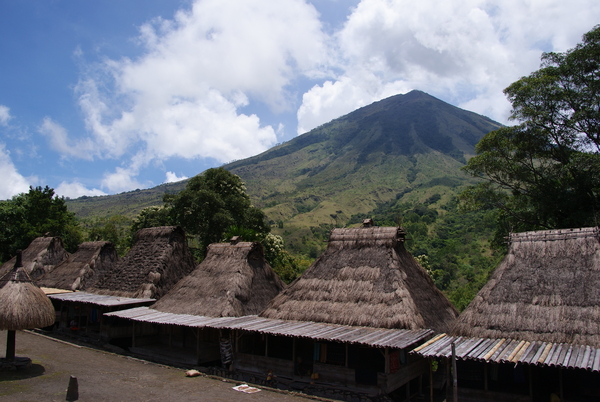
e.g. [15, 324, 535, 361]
[528, 366, 533, 399]
[345, 343, 349, 368]
[559, 368, 564, 400]
[5, 330, 16, 361]
[429, 359, 434, 402]
[451, 342, 458, 402]
[293, 338, 297, 375]
[132, 321, 136, 348]
[484, 364, 488, 391]
[265, 334, 268, 357]
[446, 359, 451, 401]
[196, 328, 200, 362]
[384, 348, 390, 373]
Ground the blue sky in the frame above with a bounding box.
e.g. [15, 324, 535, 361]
[1, 0, 599, 199]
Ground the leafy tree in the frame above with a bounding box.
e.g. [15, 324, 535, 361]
[0, 186, 82, 262]
[261, 233, 309, 283]
[462, 25, 600, 242]
[82, 215, 133, 256]
[163, 168, 270, 256]
[130, 206, 173, 234]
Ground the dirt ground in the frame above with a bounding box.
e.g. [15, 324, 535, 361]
[0, 330, 326, 402]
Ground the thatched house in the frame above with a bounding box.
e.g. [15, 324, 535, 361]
[36, 241, 118, 291]
[240, 225, 457, 397]
[118, 239, 286, 367]
[0, 236, 69, 280]
[0, 251, 55, 367]
[261, 226, 457, 331]
[90, 226, 196, 299]
[106, 224, 458, 399]
[413, 227, 600, 401]
[152, 240, 285, 317]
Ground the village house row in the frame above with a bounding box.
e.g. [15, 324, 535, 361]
[1, 221, 599, 401]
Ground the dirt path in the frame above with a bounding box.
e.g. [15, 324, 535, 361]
[0, 330, 323, 402]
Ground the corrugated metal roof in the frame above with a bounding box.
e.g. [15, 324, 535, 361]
[48, 292, 155, 307]
[106, 307, 433, 349]
[411, 334, 600, 372]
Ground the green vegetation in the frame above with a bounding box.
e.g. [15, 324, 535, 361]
[349, 196, 502, 310]
[163, 168, 270, 256]
[0, 186, 83, 262]
[462, 25, 600, 246]
[80, 215, 133, 256]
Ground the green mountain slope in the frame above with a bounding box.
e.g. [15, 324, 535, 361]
[67, 90, 501, 241]
[222, 90, 500, 251]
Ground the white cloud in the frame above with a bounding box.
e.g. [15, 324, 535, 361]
[0, 143, 33, 200]
[164, 171, 188, 183]
[39, 117, 95, 160]
[65, 0, 329, 192]
[0, 105, 11, 126]
[101, 166, 145, 194]
[55, 181, 107, 199]
[297, 0, 600, 132]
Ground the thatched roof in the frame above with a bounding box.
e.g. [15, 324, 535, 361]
[89, 226, 196, 300]
[36, 241, 118, 291]
[0, 237, 69, 280]
[452, 227, 600, 347]
[260, 226, 458, 332]
[151, 241, 285, 317]
[0, 252, 55, 330]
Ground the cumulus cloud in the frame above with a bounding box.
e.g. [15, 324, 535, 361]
[66, 0, 329, 190]
[165, 171, 188, 183]
[297, 0, 600, 132]
[55, 181, 107, 199]
[101, 166, 145, 194]
[39, 117, 95, 160]
[0, 143, 33, 200]
[0, 105, 11, 126]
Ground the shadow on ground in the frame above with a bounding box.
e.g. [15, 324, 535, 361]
[0, 363, 45, 381]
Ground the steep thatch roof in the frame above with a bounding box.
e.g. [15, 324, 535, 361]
[89, 226, 196, 300]
[452, 227, 600, 347]
[0, 237, 69, 280]
[260, 226, 458, 332]
[0, 252, 55, 330]
[152, 241, 285, 317]
[36, 241, 118, 291]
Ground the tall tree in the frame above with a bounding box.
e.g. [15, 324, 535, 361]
[164, 168, 269, 255]
[462, 25, 600, 241]
[0, 186, 82, 262]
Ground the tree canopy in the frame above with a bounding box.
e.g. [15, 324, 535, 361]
[0, 186, 82, 262]
[462, 25, 600, 242]
[163, 168, 270, 255]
